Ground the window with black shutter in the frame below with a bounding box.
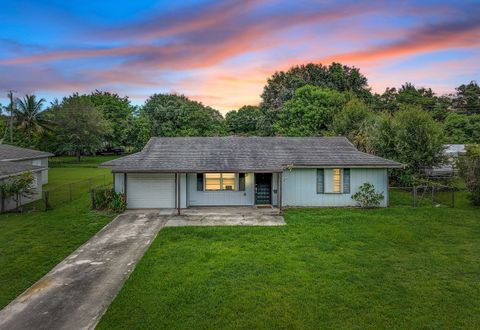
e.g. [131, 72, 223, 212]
[238, 173, 245, 191]
[196, 173, 203, 191]
[317, 169, 324, 194]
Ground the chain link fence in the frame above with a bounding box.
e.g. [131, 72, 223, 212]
[389, 184, 457, 208]
[19, 174, 111, 212]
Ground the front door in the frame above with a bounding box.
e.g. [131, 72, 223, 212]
[255, 173, 272, 204]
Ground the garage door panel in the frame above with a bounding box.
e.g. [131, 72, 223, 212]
[127, 173, 175, 208]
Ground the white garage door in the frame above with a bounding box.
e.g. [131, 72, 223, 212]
[127, 173, 175, 209]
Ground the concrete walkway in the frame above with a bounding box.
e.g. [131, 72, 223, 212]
[0, 212, 168, 330]
[165, 206, 285, 227]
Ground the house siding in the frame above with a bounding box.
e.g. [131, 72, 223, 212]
[282, 168, 388, 207]
[0, 171, 43, 212]
[13, 157, 49, 185]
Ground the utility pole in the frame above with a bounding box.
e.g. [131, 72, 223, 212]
[7, 90, 16, 143]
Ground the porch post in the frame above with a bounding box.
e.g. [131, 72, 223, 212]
[278, 171, 283, 214]
[176, 173, 181, 215]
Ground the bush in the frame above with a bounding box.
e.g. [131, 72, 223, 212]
[92, 187, 126, 212]
[458, 145, 480, 206]
[351, 183, 385, 208]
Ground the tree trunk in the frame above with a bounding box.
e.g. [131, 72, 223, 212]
[76, 150, 81, 162]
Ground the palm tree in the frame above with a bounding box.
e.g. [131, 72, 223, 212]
[15, 94, 50, 145]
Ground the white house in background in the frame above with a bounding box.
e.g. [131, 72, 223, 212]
[0, 161, 44, 212]
[424, 144, 467, 178]
[0, 144, 53, 184]
[101, 137, 402, 212]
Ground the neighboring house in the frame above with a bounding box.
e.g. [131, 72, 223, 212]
[424, 144, 467, 178]
[101, 137, 402, 210]
[0, 161, 44, 212]
[0, 144, 53, 184]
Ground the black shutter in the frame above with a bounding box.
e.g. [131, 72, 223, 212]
[317, 169, 324, 194]
[343, 169, 350, 193]
[238, 173, 245, 191]
[197, 173, 203, 191]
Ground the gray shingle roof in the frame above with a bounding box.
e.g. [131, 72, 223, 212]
[101, 137, 402, 172]
[0, 161, 44, 179]
[0, 144, 53, 161]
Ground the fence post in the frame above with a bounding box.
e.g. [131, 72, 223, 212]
[412, 186, 417, 208]
[431, 185, 435, 206]
[90, 189, 96, 210]
[44, 191, 50, 211]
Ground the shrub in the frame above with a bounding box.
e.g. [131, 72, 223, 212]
[351, 183, 385, 208]
[458, 145, 480, 206]
[92, 187, 126, 212]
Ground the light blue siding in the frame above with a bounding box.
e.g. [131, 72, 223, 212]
[282, 168, 388, 207]
[114, 173, 124, 194]
[187, 172, 254, 206]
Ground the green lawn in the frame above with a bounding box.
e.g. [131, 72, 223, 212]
[98, 207, 480, 329]
[0, 156, 119, 309]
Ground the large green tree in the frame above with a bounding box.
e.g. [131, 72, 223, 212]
[14, 95, 51, 146]
[260, 63, 370, 133]
[141, 94, 227, 138]
[330, 98, 373, 150]
[374, 83, 450, 120]
[86, 90, 135, 147]
[274, 85, 350, 136]
[225, 105, 264, 135]
[49, 96, 111, 161]
[443, 113, 480, 144]
[367, 106, 445, 184]
[452, 81, 480, 115]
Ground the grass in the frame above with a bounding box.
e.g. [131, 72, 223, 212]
[49, 155, 123, 168]
[98, 206, 480, 329]
[0, 155, 119, 309]
[0, 196, 114, 309]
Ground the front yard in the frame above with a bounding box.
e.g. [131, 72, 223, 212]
[98, 207, 480, 329]
[0, 156, 117, 309]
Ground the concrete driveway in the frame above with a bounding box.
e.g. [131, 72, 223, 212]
[0, 212, 168, 330]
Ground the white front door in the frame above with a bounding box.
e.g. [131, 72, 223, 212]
[126, 173, 175, 208]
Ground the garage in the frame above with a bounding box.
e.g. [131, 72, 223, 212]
[126, 173, 175, 209]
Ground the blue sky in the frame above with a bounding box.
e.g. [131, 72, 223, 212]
[1, 0, 479, 112]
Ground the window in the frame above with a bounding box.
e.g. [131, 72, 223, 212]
[333, 168, 342, 193]
[222, 173, 235, 190]
[204, 173, 236, 191]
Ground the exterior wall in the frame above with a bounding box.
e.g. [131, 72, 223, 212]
[282, 168, 388, 207]
[0, 171, 43, 212]
[113, 173, 125, 194]
[12, 158, 49, 185]
[187, 172, 254, 206]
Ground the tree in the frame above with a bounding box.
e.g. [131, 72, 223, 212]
[444, 113, 480, 144]
[274, 85, 350, 136]
[14, 94, 51, 146]
[458, 145, 480, 206]
[260, 63, 370, 133]
[141, 94, 227, 137]
[452, 81, 480, 115]
[366, 106, 445, 184]
[50, 96, 111, 161]
[86, 90, 135, 147]
[374, 83, 450, 120]
[0, 171, 34, 212]
[330, 98, 372, 149]
[225, 105, 264, 135]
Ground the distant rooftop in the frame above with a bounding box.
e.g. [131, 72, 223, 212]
[0, 144, 53, 161]
[444, 144, 466, 156]
[0, 161, 44, 179]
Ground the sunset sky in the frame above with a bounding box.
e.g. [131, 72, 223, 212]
[1, 0, 479, 113]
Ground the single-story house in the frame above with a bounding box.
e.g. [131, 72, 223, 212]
[0, 161, 44, 212]
[0, 144, 53, 184]
[101, 137, 402, 211]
